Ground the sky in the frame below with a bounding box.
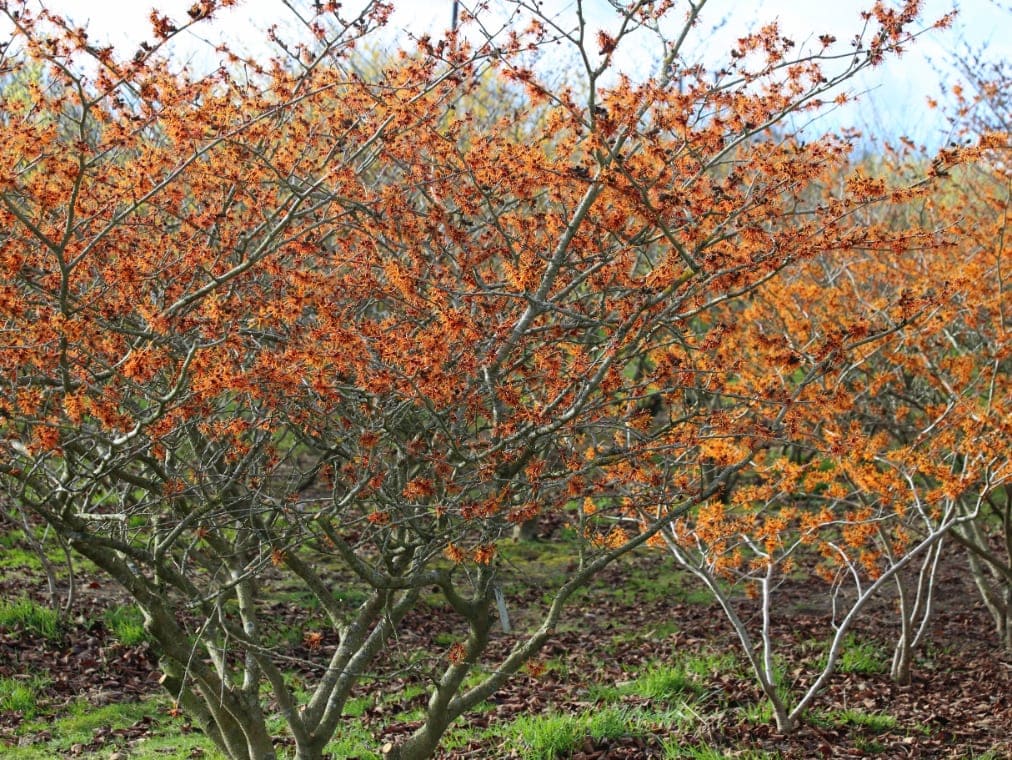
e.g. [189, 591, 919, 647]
[8, 0, 1011, 148]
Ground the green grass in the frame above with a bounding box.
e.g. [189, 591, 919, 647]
[0, 528, 45, 550]
[504, 712, 585, 759]
[630, 664, 700, 700]
[500, 656, 721, 759]
[324, 726, 382, 760]
[852, 737, 887, 753]
[0, 546, 45, 572]
[333, 587, 372, 609]
[614, 652, 740, 704]
[102, 604, 147, 646]
[829, 708, 898, 731]
[607, 618, 682, 652]
[3, 696, 221, 759]
[682, 651, 738, 678]
[433, 631, 457, 646]
[272, 582, 371, 614]
[665, 745, 726, 760]
[581, 555, 716, 607]
[834, 636, 888, 676]
[0, 675, 50, 719]
[0, 597, 60, 641]
[664, 746, 781, 759]
[586, 705, 638, 741]
[0, 528, 71, 573]
[504, 704, 646, 760]
[740, 698, 775, 725]
[342, 694, 373, 719]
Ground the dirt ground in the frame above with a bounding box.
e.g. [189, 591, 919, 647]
[1, 538, 1010, 759]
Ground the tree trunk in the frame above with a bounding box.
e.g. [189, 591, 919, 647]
[294, 742, 326, 760]
[512, 518, 538, 541]
[891, 639, 914, 686]
[381, 719, 448, 760]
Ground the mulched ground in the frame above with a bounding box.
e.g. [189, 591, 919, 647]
[414, 551, 1012, 759]
[1, 540, 1010, 759]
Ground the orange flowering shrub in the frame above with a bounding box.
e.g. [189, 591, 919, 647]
[0, 0, 971, 756]
[650, 119, 1009, 721]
